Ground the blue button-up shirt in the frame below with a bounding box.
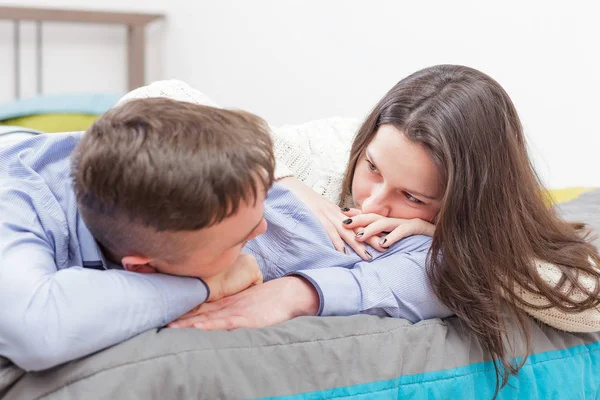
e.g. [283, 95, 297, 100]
[0, 132, 451, 371]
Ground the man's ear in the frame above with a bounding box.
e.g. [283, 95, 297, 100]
[122, 255, 157, 274]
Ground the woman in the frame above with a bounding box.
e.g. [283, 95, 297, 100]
[119, 66, 600, 392]
[275, 65, 600, 390]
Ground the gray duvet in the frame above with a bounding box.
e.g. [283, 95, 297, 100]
[1, 189, 599, 400]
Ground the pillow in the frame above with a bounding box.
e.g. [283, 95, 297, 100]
[0, 114, 99, 133]
[0, 93, 122, 133]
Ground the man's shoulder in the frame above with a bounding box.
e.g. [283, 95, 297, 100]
[385, 234, 432, 254]
[265, 182, 308, 215]
[0, 131, 83, 178]
[0, 131, 84, 226]
[366, 234, 432, 268]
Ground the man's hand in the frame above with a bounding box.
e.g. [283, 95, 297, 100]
[202, 252, 263, 302]
[169, 276, 319, 330]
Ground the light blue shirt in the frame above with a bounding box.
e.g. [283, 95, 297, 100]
[250, 185, 451, 321]
[0, 132, 451, 371]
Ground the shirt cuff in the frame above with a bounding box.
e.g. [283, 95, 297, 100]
[140, 273, 209, 324]
[289, 268, 362, 316]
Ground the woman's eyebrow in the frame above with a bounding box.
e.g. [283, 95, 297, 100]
[365, 149, 437, 201]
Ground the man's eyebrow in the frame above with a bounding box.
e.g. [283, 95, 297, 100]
[234, 212, 265, 246]
[365, 149, 438, 201]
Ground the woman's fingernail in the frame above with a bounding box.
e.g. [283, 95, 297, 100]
[342, 247, 349, 255]
[379, 237, 387, 246]
[364, 250, 372, 260]
[341, 207, 350, 212]
[356, 231, 364, 238]
[194, 323, 205, 329]
[343, 218, 352, 225]
[169, 323, 179, 328]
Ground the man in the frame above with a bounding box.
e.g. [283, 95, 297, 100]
[0, 97, 448, 372]
[0, 98, 277, 371]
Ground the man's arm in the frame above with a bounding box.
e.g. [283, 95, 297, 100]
[291, 247, 453, 322]
[171, 236, 453, 330]
[0, 196, 208, 371]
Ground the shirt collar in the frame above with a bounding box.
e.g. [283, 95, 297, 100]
[76, 213, 123, 270]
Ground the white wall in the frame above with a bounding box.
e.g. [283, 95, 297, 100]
[1, 0, 598, 188]
[0, 0, 165, 100]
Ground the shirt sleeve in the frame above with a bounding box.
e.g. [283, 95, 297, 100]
[0, 191, 208, 371]
[291, 238, 453, 323]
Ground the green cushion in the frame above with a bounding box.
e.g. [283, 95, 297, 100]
[0, 114, 98, 133]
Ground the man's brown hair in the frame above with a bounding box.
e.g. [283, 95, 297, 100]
[71, 97, 275, 262]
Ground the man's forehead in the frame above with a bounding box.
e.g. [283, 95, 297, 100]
[201, 196, 265, 237]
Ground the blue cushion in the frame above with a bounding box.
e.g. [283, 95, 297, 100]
[0, 93, 122, 121]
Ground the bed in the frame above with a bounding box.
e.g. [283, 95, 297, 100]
[1, 6, 599, 400]
[0, 6, 162, 134]
[1, 312, 599, 400]
[0, 186, 597, 399]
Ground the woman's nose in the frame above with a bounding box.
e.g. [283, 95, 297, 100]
[361, 187, 391, 217]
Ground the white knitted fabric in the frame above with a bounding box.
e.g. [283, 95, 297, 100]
[116, 80, 219, 109]
[118, 80, 600, 332]
[272, 117, 359, 204]
[514, 260, 600, 332]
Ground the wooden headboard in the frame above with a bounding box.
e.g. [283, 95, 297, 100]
[0, 6, 164, 99]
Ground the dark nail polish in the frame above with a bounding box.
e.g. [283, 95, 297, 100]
[343, 247, 349, 255]
[341, 207, 350, 212]
[379, 237, 387, 246]
[356, 231, 364, 238]
[343, 218, 352, 225]
[364, 250, 372, 260]
[382, 246, 389, 250]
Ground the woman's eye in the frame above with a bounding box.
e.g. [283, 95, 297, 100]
[405, 193, 422, 204]
[366, 159, 377, 172]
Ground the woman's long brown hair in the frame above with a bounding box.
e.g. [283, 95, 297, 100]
[340, 65, 600, 395]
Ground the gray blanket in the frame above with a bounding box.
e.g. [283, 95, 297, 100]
[2, 315, 599, 399]
[2, 189, 599, 399]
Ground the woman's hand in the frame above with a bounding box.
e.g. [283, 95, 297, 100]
[278, 177, 372, 260]
[341, 209, 436, 252]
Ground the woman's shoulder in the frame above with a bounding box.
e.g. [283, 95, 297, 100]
[271, 117, 362, 201]
[273, 117, 361, 150]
